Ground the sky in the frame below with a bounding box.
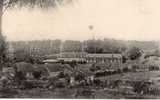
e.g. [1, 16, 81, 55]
[2, 0, 160, 41]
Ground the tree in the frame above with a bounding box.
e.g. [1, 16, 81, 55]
[63, 40, 82, 52]
[32, 70, 42, 80]
[0, 0, 73, 31]
[84, 39, 127, 53]
[122, 55, 127, 63]
[127, 46, 143, 60]
[0, 0, 7, 70]
[151, 49, 160, 57]
[0, 0, 73, 70]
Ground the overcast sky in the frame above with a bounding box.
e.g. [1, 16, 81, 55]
[2, 0, 160, 41]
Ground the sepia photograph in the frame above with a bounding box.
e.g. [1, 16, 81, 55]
[0, 0, 160, 99]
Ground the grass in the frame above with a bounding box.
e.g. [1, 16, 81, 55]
[2, 62, 160, 98]
[96, 71, 160, 82]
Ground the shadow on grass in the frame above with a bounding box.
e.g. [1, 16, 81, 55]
[0, 88, 19, 98]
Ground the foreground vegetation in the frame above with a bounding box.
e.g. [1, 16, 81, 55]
[0, 37, 158, 98]
[0, 59, 160, 99]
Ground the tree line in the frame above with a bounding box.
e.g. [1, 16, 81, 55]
[7, 38, 158, 62]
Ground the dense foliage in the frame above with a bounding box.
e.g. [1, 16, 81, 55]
[2, 0, 73, 11]
[7, 38, 159, 63]
[127, 46, 143, 60]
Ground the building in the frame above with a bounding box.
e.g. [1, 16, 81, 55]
[85, 53, 122, 68]
[7, 43, 15, 60]
[57, 52, 87, 63]
[42, 52, 122, 68]
[57, 52, 122, 64]
[86, 54, 122, 63]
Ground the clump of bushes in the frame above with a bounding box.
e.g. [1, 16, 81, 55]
[32, 70, 42, 80]
[132, 81, 151, 94]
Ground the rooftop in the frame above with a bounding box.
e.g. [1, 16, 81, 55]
[86, 54, 122, 58]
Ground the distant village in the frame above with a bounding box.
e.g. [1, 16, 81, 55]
[1, 38, 160, 98]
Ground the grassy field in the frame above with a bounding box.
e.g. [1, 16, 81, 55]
[0, 71, 159, 98]
[96, 71, 160, 81]
[1, 87, 158, 99]
[2, 62, 160, 99]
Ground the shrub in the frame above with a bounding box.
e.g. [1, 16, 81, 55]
[74, 73, 85, 81]
[32, 71, 42, 80]
[22, 81, 35, 89]
[57, 72, 65, 78]
[14, 71, 26, 83]
[127, 47, 142, 60]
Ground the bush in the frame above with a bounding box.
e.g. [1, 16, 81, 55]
[123, 67, 129, 72]
[54, 80, 66, 88]
[132, 64, 139, 72]
[57, 72, 65, 78]
[90, 64, 101, 72]
[93, 79, 102, 86]
[117, 68, 122, 73]
[132, 81, 150, 94]
[22, 81, 35, 89]
[69, 60, 77, 69]
[127, 47, 142, 60]
[14, 71, 26, 83]
[32, 71, 42, 80]
[75, 73, 85, 81]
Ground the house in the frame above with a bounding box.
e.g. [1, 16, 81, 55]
[57, 52, 87, 63]
[86, 54, 122, 63]
[142, 56, 160, 71]
[85, 54, 122, 68]
[56, 52, 122, 65]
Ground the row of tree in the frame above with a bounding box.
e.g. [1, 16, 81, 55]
[7, 38, 158, 63]
[10, 38, 158, 53]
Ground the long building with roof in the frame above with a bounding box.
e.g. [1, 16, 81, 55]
[45, 52, 122, 67]
[85, 53, 122, 68]
[43, 51, 122, 69]
[57, 52, 87, 63]
[86, 53, 122, 63]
